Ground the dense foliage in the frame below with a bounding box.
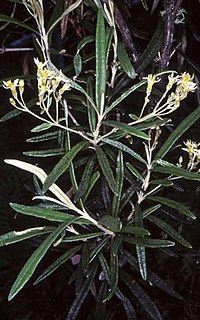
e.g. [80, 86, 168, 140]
[0, 1, 200, 319]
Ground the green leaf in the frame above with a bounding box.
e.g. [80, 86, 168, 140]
[96, 146, 117, 195]
[27, 131, 59, 143]
[96, 9, 106, 112]
[77, 35, 95, 51]
[150, 179, 173, 187]
[8, 220, 75, 301]
[10, 203, 88, 224]
[153, 162, 200, 182]
[62, 232, 104, 242]
[104, 241, 119, 301]
[43, 141, 85, 192]
[47, 0, 64, 39]
[83, 171, 100, 203]
[31, 123, 53, 133]
[126, 162, 144, 182]
[81, 243, 90, 276]
[104, 121, 150, 140]
[133, 118, 170, 131]
[105, 26, 114, 65]
[95, 281, 108, 319]
[154, 106, 200, 160]
[124, 250, 183, 300]
[106, 79, 146, 113]
[148, 196, 196, 220]
[89, 237, 110, 263]
[124, 236, 175, 247]
[112, 150, 124, 217]
[102, 138, 147, 164]
[98, 215, 122, 233]
[0, 108, 23, 122]
[0, 14, 37, 33]
[135, 18, 164, 73]
[74, 156, 95, 203]
[147, 271, 183, 300]
[66, 261, 98, 320]
[23, 148, 65, 157]
[135, 202, 147, 280]
[106, 70, 173, 114]
[86, 76, 96, 132]
[119, 185, 136, 213]
[117, 42, 136, 79]
[142, 205, 161, 218]
[0, 226, 54, 247]
[34, 245, 82, 284]
[0, 97, 37, 122]
[115, 289, 137, 320]
[121, 270, 163, 320]
[147, 215, 192, 248]
[73, 53, 82, 77]
[47, 0, 82, 37]
[120, 226, 150, 236]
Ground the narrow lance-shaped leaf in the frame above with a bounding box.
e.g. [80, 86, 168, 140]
[106, 70, 175, 114]
[95, 281, 108, 320]
[0, 14, 37, 33]
[134, 18, 164, 73]
[62, 232, 104, 242]
[26, 130, 59, 143]
[104, 120, 150, 140]
[117, 42, 136, 79]
[153, 160, 200, 182]
[154, 106, 200, 161]
[124, 250, 183, 300]
[10, 203, 76, 223]
[74, 156, 95, 203]
[120, 226, 150, 236]
[8, 220, 76, 301]
[89, 237, 110, 263]
[77, 35, 95, 51]
[104, 235, 123, 301]
[96, 146, 117, 195]
[126, 162, 144, 182]
[83, 171, 100, 203]
[115, 288, 137, 320]
[87, 76, 96, 132]
[4, 160, 96, 224]
[66, 261, 98, 320]
[121, 270, 163, 320]
[46, 0, 64, 45]
[112, 150, 124, 217]
[34, 245, 82, 285]
[81, 242, 90, 276]
[135, 202, 147, 280]
[0, 226, 54, 247]
[102, 138, 147, 164]
[147, 215, 192, 248]
[23, 148, 65, 157]
[73, 53, 82, 77]
[43, 141, 85, 192]
[105, 26, 114, 65]
[95, 9, 106, 113]
[124, 236, 175, 248]
[148, 196, 196, 220]
[47, 0, 82, 36]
